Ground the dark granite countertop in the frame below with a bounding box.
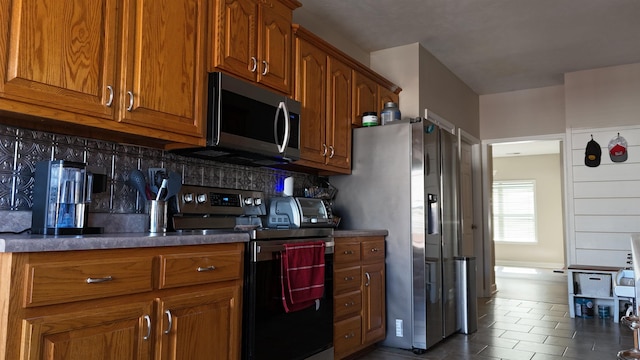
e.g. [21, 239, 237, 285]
[0, 231, 250, 253]
[333, 229, 388, 237]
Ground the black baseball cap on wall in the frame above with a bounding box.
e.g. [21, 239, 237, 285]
[585, 138, 601, 167]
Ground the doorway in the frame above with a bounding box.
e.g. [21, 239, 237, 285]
[489, 139, 566, 270]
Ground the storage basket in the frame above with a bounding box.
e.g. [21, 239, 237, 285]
[577, 273, 612, 297]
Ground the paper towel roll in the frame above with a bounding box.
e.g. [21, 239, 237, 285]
[283, 177, 294, 197]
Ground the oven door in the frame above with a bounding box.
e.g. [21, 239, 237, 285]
[243, 239, 334, 360]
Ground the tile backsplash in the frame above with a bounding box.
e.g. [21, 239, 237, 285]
[0, 124, 320, 225]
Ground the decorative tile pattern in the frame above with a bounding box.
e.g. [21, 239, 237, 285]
[0, 124, 321, 218]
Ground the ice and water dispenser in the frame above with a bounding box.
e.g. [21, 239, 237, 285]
[31, 160, 102, 235]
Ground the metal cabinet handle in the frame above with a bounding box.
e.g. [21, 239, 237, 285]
[328, 145, 335, 158]
[164, 310, 173, 334]
[127, 91, 134, 111]
[343, 250, 354, 255]
[344, 332, 355, 339]
[262, 60, 268, 76]
[371, 248, 379, 253]
[197, 265, 216, 272]
[106, 85, 114, 107]
[344, 276, 354, 281]
[322, 144, 328, 157]
[365, 272, 371, 287]
[86, 276, 113, 284]
[250, 57, 258, 72]
[143, 315, 151, 340]
[344, 301, 355, 307]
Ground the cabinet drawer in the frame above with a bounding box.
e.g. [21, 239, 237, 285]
[334, 242, 361, 263]
[334, 266, 361, 294]
[158, 250, 242, 289]
[334, 316, 362, 357]
[334, 290, 362, 320]
[362, 238, 385, 262]
[25, 257, 154, 307]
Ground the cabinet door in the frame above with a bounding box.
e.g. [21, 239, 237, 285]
[295, 38, 327, 165]
[21, 301, 153, 360]
[212, 0, 257, 82]
[326, 56, 352, 169]
[352, 71, 378, 127]
[362, 262, 385, 344]
[157, 285, 242, 360]
[257, 3, 292, 94]
[0, 0, 118, 118]
[378, 86, 399, 115]
[120, 0, 206, 137]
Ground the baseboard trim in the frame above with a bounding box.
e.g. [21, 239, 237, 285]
[495, 260, 564, 269]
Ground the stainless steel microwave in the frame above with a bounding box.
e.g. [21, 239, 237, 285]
[173, 72, 301, 166]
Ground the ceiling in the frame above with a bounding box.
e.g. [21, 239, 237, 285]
[296, 0, 640, 95]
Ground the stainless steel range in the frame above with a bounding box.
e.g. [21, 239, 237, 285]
[172, 185, 334, 360]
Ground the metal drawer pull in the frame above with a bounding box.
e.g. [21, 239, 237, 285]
[322, 144, 328, 156]
[328, 145, 335, 158]
[344, 301, 355, 307]
[344, 332, 355, 339]
[250, 57, 257, 72]
[106, 85, 114, 107]
[86, 276, 113, 284]
[262, 60, 268, 75]
[143, 315, 151, 340]
[365, 272, 371, 287]
[197, 265, 216, 272]
[371, 248, 379, 252]
[344, 276, 354, 281]
[343, 250, 354, 255]
[164, 310, 173, 334]
[127, 91, 134, 111]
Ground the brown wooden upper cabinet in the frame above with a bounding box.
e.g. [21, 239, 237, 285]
[293, 25, 400, 175]
[0, 0, 207, 145]
[294, 28, 352, 174]
[353, 71, 400, 127]
[211, 0, 301, 95]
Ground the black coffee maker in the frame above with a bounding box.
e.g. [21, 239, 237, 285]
[31, 160, 103, 235]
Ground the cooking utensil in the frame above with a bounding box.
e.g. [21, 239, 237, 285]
[156, 178, 168, 201]
[127, 170, 149, 199]
[164, 171, 182, 200]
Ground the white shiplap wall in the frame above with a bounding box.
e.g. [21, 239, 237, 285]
[567, 125, 640, 267]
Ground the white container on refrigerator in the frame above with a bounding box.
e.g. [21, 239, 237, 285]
[330, 110, 460, 352]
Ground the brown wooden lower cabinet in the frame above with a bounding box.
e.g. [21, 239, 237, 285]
[0, 243, 243, 360]
[333, 236, 386, 359]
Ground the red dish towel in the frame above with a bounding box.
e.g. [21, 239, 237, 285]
[280, 241, 326, 313]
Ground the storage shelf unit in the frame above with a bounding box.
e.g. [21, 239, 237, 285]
[568, 265, 632, 323]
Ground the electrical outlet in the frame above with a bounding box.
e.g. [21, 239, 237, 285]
[395, 319, 403, 337]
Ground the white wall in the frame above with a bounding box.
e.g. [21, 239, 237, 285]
[480, 85, 565, 140]
[493, 154, 565, 268]
[565, 63, 640, 129]
[370, 43, 480, 139]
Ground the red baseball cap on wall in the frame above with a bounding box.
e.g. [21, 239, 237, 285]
[608, 134, 628, 163]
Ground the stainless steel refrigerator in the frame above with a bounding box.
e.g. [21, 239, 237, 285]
[330, 112, 460, 351]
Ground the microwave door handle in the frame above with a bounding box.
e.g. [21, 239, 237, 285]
[274, 101, 290, 154]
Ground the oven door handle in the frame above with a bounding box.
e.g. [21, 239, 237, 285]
[251, 240, 334, 262]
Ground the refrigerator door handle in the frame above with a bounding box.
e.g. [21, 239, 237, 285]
[427, 193, 439, 234]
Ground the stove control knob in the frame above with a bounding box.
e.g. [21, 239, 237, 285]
[196, 193, 207, 204]
[244, 197, 254, 206]
[183, 193, 194, 203]
[254, 198, 262, 206]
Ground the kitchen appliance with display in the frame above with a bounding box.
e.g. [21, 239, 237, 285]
[172, 72, 301, 166]
[31, 160, 102, 235]
[331, 111, 461, 351]
[172, 185, 334, 360]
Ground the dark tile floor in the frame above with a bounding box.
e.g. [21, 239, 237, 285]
[355, 267, 635, 360]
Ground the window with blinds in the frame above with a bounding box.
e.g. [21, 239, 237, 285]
[492, 180, 537, 243]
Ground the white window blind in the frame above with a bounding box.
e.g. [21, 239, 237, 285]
[492, 180, 537, 243]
